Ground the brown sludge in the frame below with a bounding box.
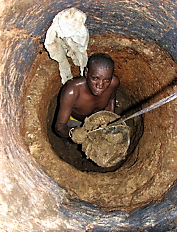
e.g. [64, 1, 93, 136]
[71, 111, 130, 167]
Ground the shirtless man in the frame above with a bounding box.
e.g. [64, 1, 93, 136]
[55, 53, 120, 138]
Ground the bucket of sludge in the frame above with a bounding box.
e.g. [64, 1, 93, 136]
[71, 111, 130, 167]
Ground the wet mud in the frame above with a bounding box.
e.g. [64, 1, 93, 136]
[71, 111, 131, 168]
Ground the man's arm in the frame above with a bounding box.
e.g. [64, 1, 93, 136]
[105, 75, 120, 112]
[105, 96, 116, 112]
[55, 81, 78, 138]
[55, 123, 71, 138]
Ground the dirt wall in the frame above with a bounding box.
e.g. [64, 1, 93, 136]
[0, 0, 177, 231]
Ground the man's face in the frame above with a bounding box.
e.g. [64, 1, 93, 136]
[85, 64, 113, 96]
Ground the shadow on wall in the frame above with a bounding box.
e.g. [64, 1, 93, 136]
[159, 28, 177, 61]
[0, 0, 177, 231]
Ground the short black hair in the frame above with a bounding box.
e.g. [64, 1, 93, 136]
[87, 53, 114, 71]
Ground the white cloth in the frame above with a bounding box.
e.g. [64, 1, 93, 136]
[44, 7, 89, 84]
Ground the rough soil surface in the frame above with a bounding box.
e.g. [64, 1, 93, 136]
[21, 34, 177, 211]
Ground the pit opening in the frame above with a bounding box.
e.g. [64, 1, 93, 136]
[1, 0, 177, 230]
[21, 34, 177, 212]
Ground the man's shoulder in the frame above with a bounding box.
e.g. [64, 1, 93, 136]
[65, 76, 85, 87]
[111, 75, 120, 87]
[61, 76, 86, 95]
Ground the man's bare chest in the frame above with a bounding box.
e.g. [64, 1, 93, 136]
[73, 92, 111, 115]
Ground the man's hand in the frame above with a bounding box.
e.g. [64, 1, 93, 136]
[69, 127, 87, 144]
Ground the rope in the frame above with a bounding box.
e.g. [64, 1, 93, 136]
[112, 92, 177, 125]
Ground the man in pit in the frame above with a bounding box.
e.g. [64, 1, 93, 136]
[55, 53, 120, 138]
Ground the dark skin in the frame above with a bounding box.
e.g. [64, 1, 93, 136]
[55, 62, 120, 138]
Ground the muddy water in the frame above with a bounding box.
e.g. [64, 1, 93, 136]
[47, 87, 143, 172]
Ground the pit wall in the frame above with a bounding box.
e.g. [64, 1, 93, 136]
[0, 0, 177, 231]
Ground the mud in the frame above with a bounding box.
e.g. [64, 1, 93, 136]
[71, 111, 130, 168]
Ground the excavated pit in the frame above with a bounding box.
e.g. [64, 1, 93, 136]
[1, 1, 177, 231]
[22, 35, 177, 212]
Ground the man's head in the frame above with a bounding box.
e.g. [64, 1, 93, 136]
[85, 53, 114, 96]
